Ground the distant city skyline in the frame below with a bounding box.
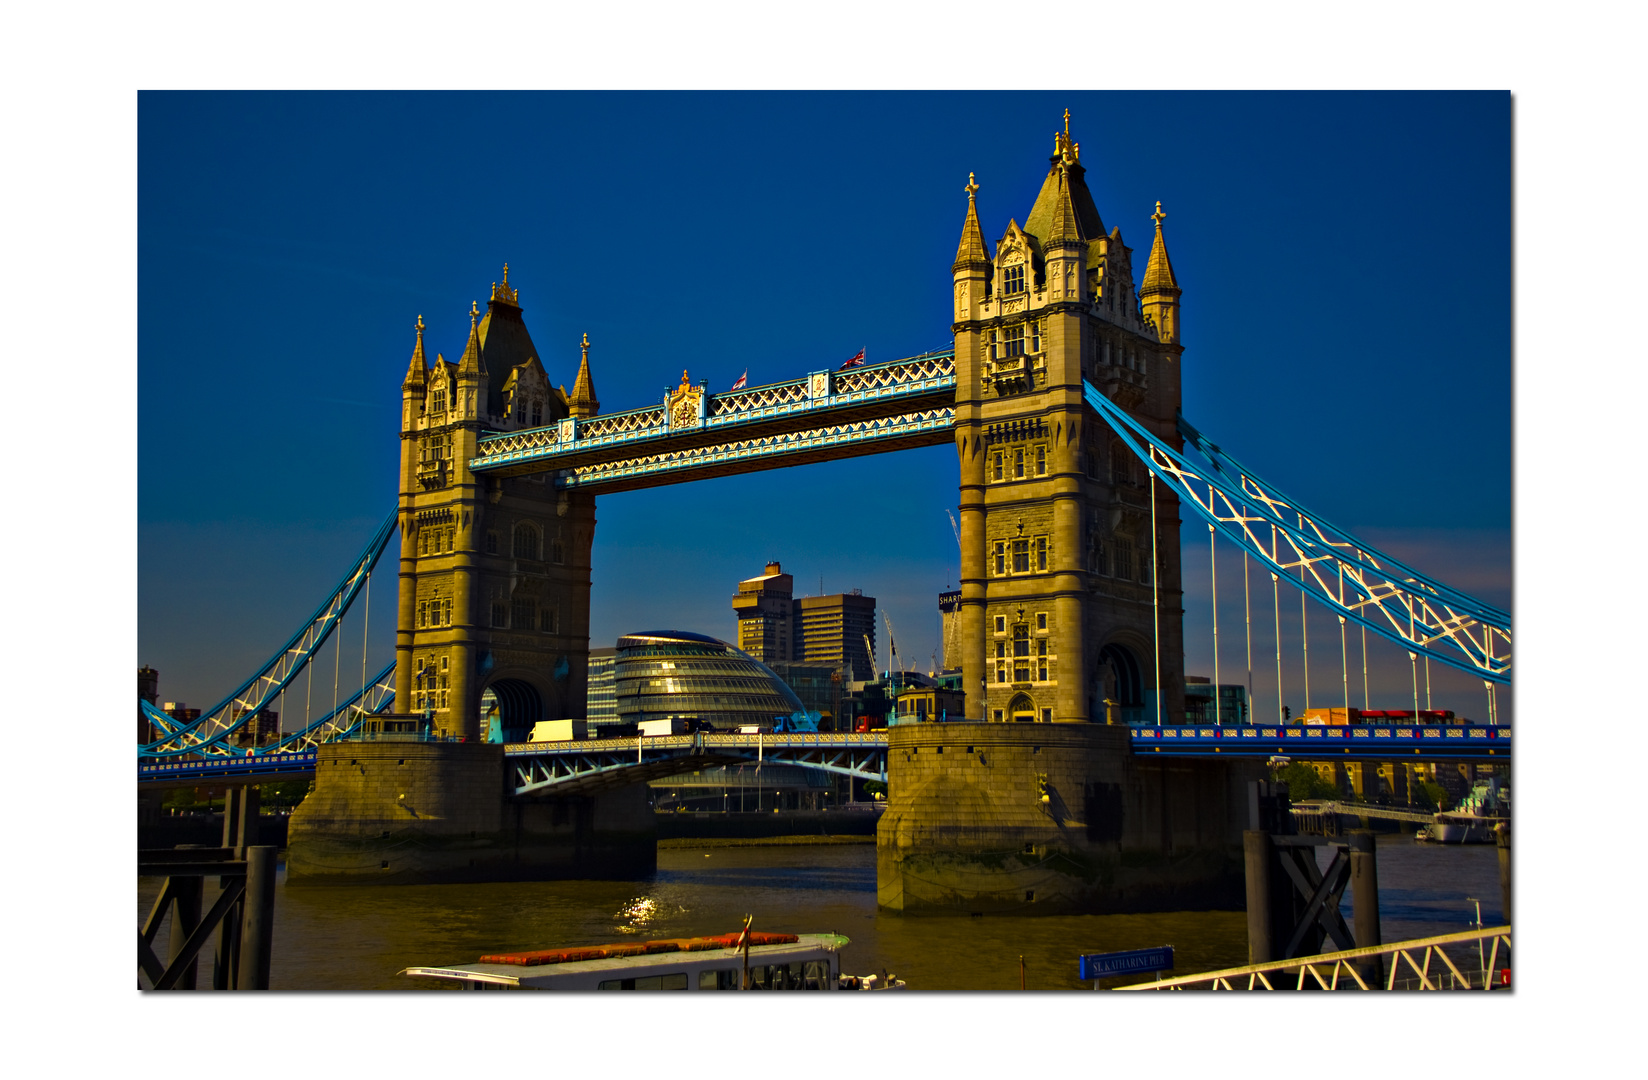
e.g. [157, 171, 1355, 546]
[138, 91, 1510, 724]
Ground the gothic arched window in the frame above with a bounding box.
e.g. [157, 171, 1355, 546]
[512, 522, 541, 560]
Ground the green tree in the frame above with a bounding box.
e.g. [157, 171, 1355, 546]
[1274, 761, 1339, 800]
[1413, 781, 1451, 811]
[262, 780, 314, 810]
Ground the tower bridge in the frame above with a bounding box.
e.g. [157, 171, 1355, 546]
[140, 114, 1510, 905]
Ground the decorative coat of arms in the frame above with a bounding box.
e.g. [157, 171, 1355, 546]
[669, 369, 702, 429]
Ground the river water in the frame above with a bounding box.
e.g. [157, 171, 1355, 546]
[138, 834, 1505, 991]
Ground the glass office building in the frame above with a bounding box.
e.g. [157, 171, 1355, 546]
[615, 630, 805, 730]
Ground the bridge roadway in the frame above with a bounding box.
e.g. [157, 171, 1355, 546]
[137, 724, 1509, 791]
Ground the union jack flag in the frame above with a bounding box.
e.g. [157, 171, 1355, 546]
[730, 369, 748, 391]
[838, 348, 866, 370]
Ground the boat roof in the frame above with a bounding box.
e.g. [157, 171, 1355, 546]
[402, 933, 849, 988]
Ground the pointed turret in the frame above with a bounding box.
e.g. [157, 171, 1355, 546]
[402, 315, 428, 391]
[952, 172, 991, 273]
[568, 333, 600, 419]
[1139, 202, 1182, 345]
[457, 301, 485, 378]
[1140, 202, 1179, 295]
[1024, 111, 1106, 245]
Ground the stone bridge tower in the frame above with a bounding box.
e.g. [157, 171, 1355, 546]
[394, 269, 600, 741]
[951, 116, 1187, 725]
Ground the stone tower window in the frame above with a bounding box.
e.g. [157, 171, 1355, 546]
[539, 606, 557, 633]
[1004, 324, 1025, 358]
[491, 603, 508, 628]
[991, 451, 1004, 482]
[485, 531, 499, 555]
[994, 615, 1007, 634]
[512, 596, 535, 630]
[1013, 448, 1025, 479]
[516, 398, 527, 424]
[993, 541, 1006, 575]
[1013, 624, 1031, 682]
[1114, 538, 1134, 580]
[1011, 539, 1030, 573]
[512, 523, 541, 560]
[1034, 445, 1047, 476]
[1036, 612, 1048, 631]
[1035, 537, 1048, 571]
[532, 400, 543, 426]
[430, 385, 446, 415]
[1031, 320, 1041, 353]
[1004, 264, 1025, 294]
[552, 537, 565, 565]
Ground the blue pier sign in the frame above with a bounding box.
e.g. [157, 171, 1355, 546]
[1078, 946, 1174, 981]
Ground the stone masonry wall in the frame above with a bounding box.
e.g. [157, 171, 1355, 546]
[877, 722, 1262, 913]
[287, 741, 654, 884]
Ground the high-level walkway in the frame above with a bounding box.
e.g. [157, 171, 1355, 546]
[470, 352, 956, 492]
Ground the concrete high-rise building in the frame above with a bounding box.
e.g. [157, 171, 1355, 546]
[732, 562, 794, 663]
[138, 666, 159, 742]
[950, 115, 1186, 722]
[795, 592, 876, 679]
[395, 272, 598, 740]
[729, 561, 876, 681]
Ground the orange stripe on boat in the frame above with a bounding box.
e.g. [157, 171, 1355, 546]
[479, 931, 800, 966]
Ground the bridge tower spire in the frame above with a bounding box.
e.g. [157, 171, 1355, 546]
[1139, 201, 1182, 348]
[395, 270, 594, 741]
[568, 333, 600, 419]
[950, 113, 1186, 724]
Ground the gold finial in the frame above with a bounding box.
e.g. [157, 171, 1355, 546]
[1063, 108, 1070, 136]
[965, 171, 979, 200]
[581, 332, 590, 354]
[1152, 200, 1166, 228]
[470, 300, 480, 323]
[416, 314, 424, 333]
[502, 262, 509, 285]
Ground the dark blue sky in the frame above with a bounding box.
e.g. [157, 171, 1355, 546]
[138, 91, 1510, 721]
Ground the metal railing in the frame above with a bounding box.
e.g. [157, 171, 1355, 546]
[1113, 926, 1511, 991]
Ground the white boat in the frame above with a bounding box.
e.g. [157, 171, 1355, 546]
[400, 930, 906, 991]
[1422, 778, 1508, 844]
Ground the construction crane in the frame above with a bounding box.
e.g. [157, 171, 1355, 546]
[883, 611, 903, 676]
[861, 632, 877, 681]
[945, 509, 961, 550]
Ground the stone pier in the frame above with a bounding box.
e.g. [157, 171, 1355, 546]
[286, 741, 654, 885]
[877, 723, 1263, 914]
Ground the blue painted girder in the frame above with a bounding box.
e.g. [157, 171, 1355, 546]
[504, 732, 890, 795]
[1128, 722, 1510, 760]
[141, 509, 399, 757]
[1083, 382, 1510, 683]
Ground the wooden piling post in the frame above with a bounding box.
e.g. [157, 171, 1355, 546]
[236, 846, 277, 990]
[1346, 830, 1381, 987]
[167, 873, 203, 990]
[220, 786, 242, 851]
[235, 785, 260, 853]
[1243, 830, 1274, 964]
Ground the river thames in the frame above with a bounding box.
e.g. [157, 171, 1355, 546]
[138, 834, 1504, 991]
